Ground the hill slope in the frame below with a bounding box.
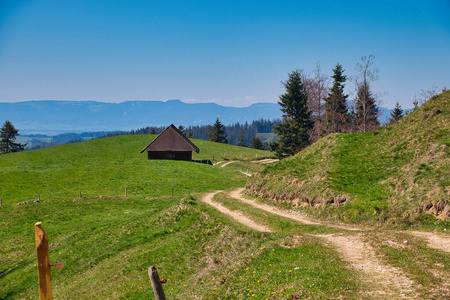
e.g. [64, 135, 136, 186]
[0, 135, 274, 205]
[246, 91, 450, 227]
[1, 136, 367, 299]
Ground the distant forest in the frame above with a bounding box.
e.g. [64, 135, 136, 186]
[26, 118, 280, 151]
[128, 118, 280, 148]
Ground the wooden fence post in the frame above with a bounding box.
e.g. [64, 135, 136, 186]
[35, 222, 52, 300]
[79, 191, 82, 199]
[148, 266, 166, 300]
[171, 187, 174, 197]
[125, 186, 127, 197]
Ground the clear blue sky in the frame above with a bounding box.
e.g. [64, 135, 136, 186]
[0, 0, 449, 108]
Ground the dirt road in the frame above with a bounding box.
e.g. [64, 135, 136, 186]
[199, 188, 450, 299]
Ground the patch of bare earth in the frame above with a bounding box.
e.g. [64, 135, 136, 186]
[252, 158, 279, 164]
[220, 161, 235, 168]
[200, 191, 272, 232]
[317, 233, 418, 299]
[229, 188, 359, 231]
[410, 231, 450, 253]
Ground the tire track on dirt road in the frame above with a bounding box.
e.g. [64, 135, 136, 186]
[229, 188, 359, 231]
[201, 188, 421, 299]
[317, 233, 418, 299]
[200, 191, 272, 233]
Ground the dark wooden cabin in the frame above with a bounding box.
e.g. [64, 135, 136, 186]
[140, 124, 200, 161]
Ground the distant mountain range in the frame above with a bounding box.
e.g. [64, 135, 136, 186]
[1, 100, 395, 135]
[0, 100, 282, 135]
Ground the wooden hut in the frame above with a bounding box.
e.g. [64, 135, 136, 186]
[140, 124, 199, 161]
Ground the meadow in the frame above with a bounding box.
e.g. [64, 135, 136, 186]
[0, 136, 360, 299]
[1, 95, 449, 299]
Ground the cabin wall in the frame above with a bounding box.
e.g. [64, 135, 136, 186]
[147, 151, 192, 161]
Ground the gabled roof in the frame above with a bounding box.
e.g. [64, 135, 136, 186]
[140, 124, 200, 154]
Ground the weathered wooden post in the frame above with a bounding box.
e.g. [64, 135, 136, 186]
[79, 191, 82, 199]
[148, 266, 166, 300]
[35, 222, 52, 300]
[125, 186, 128, 197]
[171, 187, 174, 197]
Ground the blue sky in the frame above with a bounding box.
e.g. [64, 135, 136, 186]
[0, 0, 449, 108]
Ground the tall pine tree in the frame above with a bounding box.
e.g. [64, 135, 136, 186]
[325, 63, 349, 133]
[207, 118, 228, 144]
[353, 55, 380, 132]
[355, 82, 379, 132]
[0, 121, 27, 154]
[273, 70, 313, 157]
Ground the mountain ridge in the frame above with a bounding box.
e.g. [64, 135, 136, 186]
[1, 99, 396, 135]
[0, 100, 282, 135]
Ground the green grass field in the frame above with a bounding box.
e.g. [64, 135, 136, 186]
[1, 96, 449, 299]
[0, 135, 271, 206]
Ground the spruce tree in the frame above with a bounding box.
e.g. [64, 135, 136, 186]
[273, 70, 313, 156]
[237, 130, 245, 146]
[207, 118, 228, 144]
[389, 102, 404, 124]
[0, 121, 27, 154]
[325, 63, 349, 133]
[251, 136, 264, 150]
[355, 82, 379, 132]
[187, 126, 193, 138]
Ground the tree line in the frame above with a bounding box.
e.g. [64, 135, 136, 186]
[271, 55, 417, 158]
[129, 118, 280, 149]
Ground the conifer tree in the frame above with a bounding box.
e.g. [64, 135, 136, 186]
[355, 82, 379, 131]
[389, 102, 404, 124]
[0, 121, 27, 154]
[187, 126, 193, 138]
[178, 125, 185, 134]
[273, 70, 313, 156]
[237, 130, 245, 146]
[207, 118, 228, 144]
[251, 136, 264, 150]
[325, 63, 349, 133]
[353, 55, 380, 132]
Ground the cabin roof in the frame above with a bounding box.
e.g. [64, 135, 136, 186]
[140, 124, 200, 154]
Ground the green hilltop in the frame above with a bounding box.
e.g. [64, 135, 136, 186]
[247, 90, 450, 228]
[0, 135, 270, 205]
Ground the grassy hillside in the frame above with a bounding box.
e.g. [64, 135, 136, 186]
[0, 136, 366, 299]
[0, 135, 271, 205]
[246, 91, 450, 228]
